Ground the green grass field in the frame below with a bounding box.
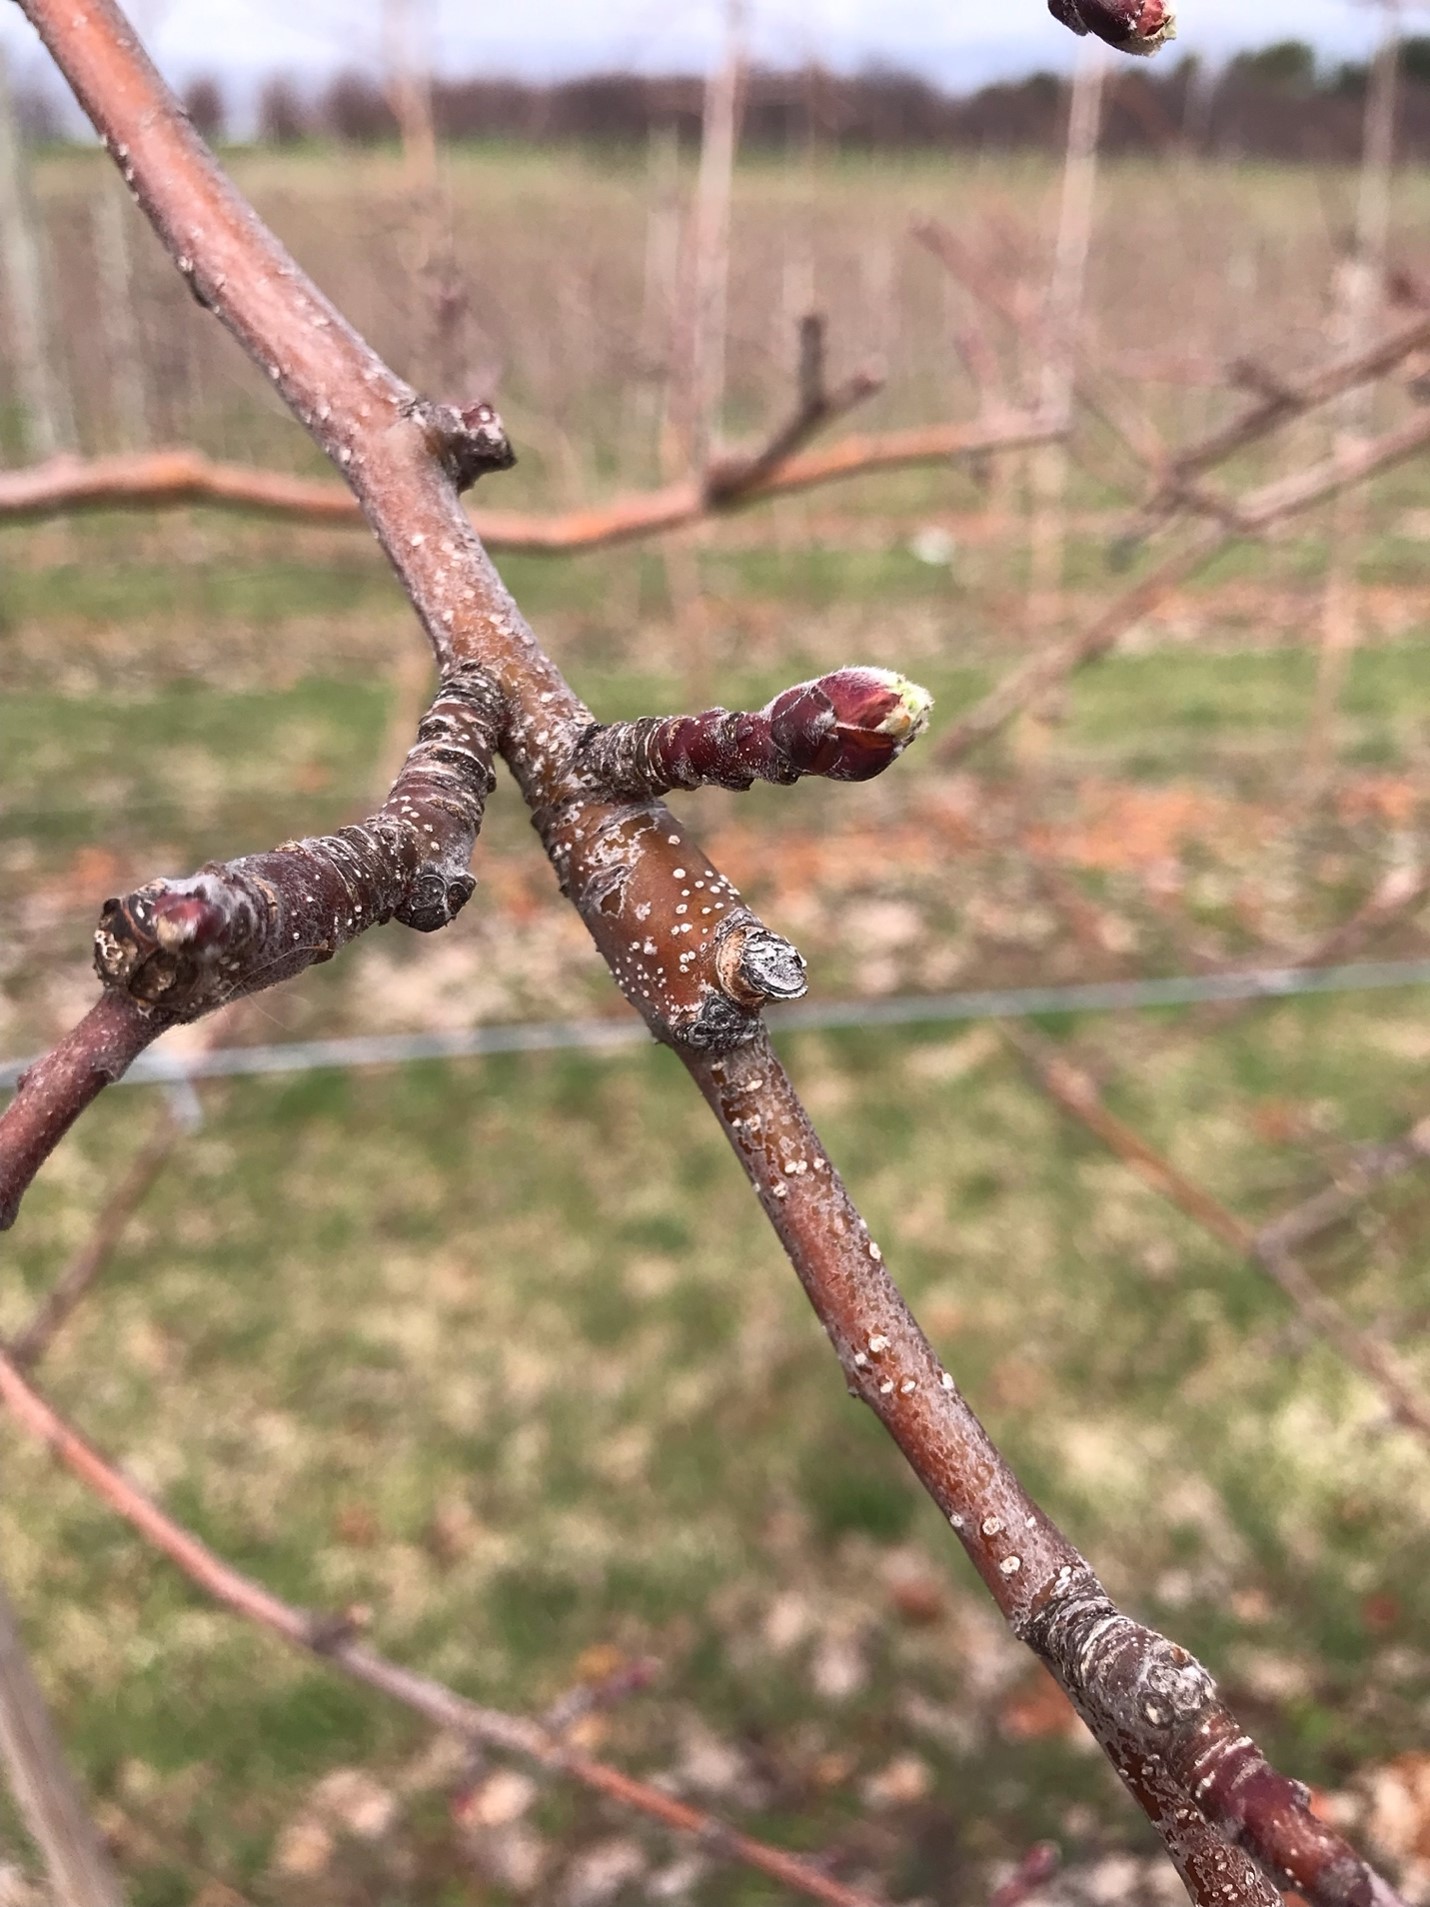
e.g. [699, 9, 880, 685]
[4, 141, 1430, 1907]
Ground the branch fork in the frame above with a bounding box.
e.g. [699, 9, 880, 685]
[549, 669, 930, 1051]
[1, 5, 1412, 1904]
[94, 665, 499, 1019]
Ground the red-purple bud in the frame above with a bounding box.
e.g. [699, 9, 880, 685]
[1049, 0, 1176, 56]
[150, 888, 230, 954]
[768, 668, 934, 783]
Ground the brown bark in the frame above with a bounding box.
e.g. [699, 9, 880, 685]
[0, 667, 499, 1228]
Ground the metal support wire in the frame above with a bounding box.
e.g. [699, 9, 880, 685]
[4, 959, 1430, 1096]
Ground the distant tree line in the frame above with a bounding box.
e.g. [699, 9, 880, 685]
[14, 40, 1430, 161]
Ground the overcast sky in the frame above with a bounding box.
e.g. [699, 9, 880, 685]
[0, 0, 1385, 92]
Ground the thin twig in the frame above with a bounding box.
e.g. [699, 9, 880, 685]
[0, 1352, 891, 1907]
[912, 215, 1163, 478]
[1002, 1023, 1430, 1441]
[0, 668, 500, 1230]
[8, 1108, 178, 1370]
[0, 411, 1054, 544]
[1126, 305, 1430, 544]
[939, 407, 1430, 765]
[0, 1569, 124, 1907]
[1256, 1116, 1430, 1264]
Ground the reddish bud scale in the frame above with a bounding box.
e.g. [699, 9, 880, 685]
[575, 667, 933, 799]
[1049, 0, 1176, 56]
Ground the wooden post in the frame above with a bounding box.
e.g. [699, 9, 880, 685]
[1016, 41, 1106, 761]
[0, 1575, 124, 1906]
[91, 180, 150, 449]
[668, 0, 745, 478]
[0, 45, 76, 458]
[1028, 41, 1105, 635]
[1306, 7, 1400, 786]
[633, 123, 682, 474]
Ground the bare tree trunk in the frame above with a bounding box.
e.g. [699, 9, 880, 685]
[1016, 43, 1105, 762]
[1305, 8, 1400, 786]
[0, 1577, 124, 1907]
[0, 46, 75, 459]
[90, 180, 150, 450]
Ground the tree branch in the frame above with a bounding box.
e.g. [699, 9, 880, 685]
[8, 1107, 178, 1370]
[10, 4, 1407, 1901]
[0, 414, 1058, 544]
[1255, 1116, 1430, 1265]
[573, 669, 933, 797]
[0, 666, 498, 1229]
[938, 409, 1430, 765]
[0, 1352, 891, 1907]
[702, 312, 885, 504]
[0, 1570, 124, 1907]
[1127, 310, 1430, 544]
[682, 1030, 1395, 1907]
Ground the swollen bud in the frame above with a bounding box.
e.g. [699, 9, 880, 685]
[768, 667, 934, 783]
[1048, 0, 1176, 56]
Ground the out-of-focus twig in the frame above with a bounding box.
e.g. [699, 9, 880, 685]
[1003, 1023, 1430, 1441]
[0, 1351, 894, 1907]
[7, 1108, 178, 1370]
[0, 1570, 124, 1907]
[1256, 1115, 1430, 1264]
[0, 409, 1057, 547]
[939, 405, 1430, 765]
[1125, 306, 1430, 545]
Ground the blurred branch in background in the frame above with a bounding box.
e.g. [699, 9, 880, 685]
[1025, 42, 1107, 660]
[0, 1571, 124, 1907]
[1307, 3, 1403, 786]
[0, 402, 1062, 547]
[0, 45, 75, 460]
[1001, 1022, 1430, 1441]
[0, 1350, 894, 1907]
[939, 396, 1430, 764]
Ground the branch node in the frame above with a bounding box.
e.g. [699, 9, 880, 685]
[305, 1604, 373, 1656]
[715, 921, 810, 1013]
[414, 397, 517, 492]
[393, 869, 478, 934]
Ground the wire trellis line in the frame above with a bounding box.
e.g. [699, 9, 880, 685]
[4, 958, 1428, 1095]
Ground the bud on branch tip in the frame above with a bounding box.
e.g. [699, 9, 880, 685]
[574, 667, 934, 800]
[1049, 0, 1177, 56]
[770, 667, 935, 784]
